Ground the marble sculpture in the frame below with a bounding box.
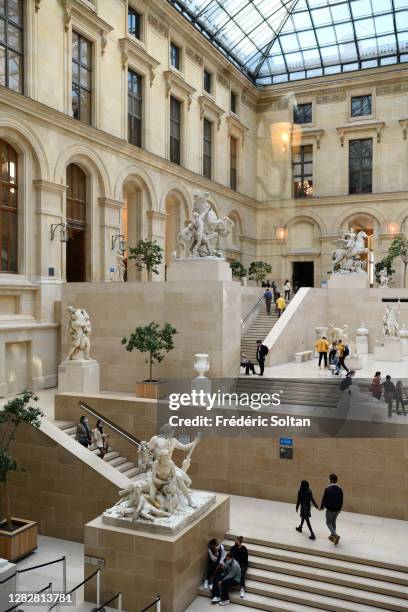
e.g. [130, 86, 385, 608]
[331, 229, 369, 273]
[382, 303, 400, 337]
[66, 306, 92, 361]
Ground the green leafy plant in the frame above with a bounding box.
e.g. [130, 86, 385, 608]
[248, 261, 272, 286]
[128, 239, 163, 277]
[122, 321, 177, 382]
[0, 391, 43, 530]
[374, 255, 395, 285]
[387, 235, 408, 288]
[230, 260, 247, 279]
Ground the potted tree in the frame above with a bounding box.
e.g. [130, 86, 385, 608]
[0, 391, 43, 561]
[122, 321, 177, 399]
[128, 239, 163, 281]
[230, 260, 247, 285]
[387, 235, 408, 288]
[248, 261, 272, 286]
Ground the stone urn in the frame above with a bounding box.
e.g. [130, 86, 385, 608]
[356, 322, 369, 336]
[194, 354, 210, 378]
[399, 324, 408, 356]
[356, 322, 369, 355]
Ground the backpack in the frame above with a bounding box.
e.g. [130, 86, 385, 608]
[343, 345, 350, 357]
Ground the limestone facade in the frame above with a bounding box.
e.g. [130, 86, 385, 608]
[0, 0, 407, 390]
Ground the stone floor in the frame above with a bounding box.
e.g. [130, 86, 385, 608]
[12, 495, 408, 612]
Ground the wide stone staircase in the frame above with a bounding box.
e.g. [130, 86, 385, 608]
[199, 534, 408, 611]
[55, 420, 142, 480]
[241, 305, 281, 362]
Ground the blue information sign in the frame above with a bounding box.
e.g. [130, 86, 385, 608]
[280, 437, 293, 447]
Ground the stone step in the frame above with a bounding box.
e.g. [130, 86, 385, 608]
[198, 590, 323, 611]
[116, 461, 136, 473]
[223, 538, 408, 584]
[108, 456, 128, 467]
[122, 466, 142, 478]
[104, 451, 120, 462]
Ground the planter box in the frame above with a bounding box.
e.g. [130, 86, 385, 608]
[0, 518, 38, 562]
[136, 380, 167, 399]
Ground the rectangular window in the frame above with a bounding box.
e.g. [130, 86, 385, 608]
[231, 91, 237, 114]
[0, 0, 23, 93]
[349, 138, 373, 194]
[292, 145, 313, 198]
[72, 31, 92, 125]
[170, 96, 182, 165]
[230, 137, 238, 191]
[128, 70, 143, 147]
[351, 95, 372, 117]
[293, 103, 312, 124]
[203, 118, 212, 179]
[128, 6, 142, 40]
[203, 69, 212, 94]
[170, 42, 181, 70]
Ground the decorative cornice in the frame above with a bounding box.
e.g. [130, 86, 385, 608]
[148, 12, 169, 39]
[33, 179, 67, 194]
[226, 114, 249, 145]
[241, 88, 257, 112]
[336, 121, 385, 146]
[60, 0, 113, 53]
[186, 46, 203, 67]
[216, 72, 229, 89]
[146, 210, 167, 221]
[198, 94, 225, 129]
[377, 81, 408, 96]
[292, 127, 325, 150]
[118, 37, 160, 85]
[98, 197, 125, 209]
[316, 90, 346, 105]
[163, 70, 196, 110]
[399, 119, 408, 140]
[35, 0, 42, 12]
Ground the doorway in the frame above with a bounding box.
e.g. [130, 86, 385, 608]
[292, 261, 314, 292]
[66, 227, 86, 282]
[66, 163, 87, 282]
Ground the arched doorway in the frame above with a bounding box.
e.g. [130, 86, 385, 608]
[0, 139, 18, 273]
[165, 191, 188, 276]
[121, 178, 150, 281]
[342, 214, 376, 284]
[66, 163, 87, 282]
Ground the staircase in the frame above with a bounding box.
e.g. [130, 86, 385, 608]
[55, 421, 142, 480]
[241, 305, 281, 362]
[235, 377, 344, 409]
[199, 535, 408, 611]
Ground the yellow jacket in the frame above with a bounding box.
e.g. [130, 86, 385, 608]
[315, 339, 329, 352]
[276, 296, 286, 310]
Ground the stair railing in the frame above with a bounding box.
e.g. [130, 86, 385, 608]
[15, 556, 66, 595]
[140, 594, 161, 612]
[79, 401, 143, 450]
[93, 591, 123, 612]
[47, 568, 101, 612]
[226, 292, 265, 379]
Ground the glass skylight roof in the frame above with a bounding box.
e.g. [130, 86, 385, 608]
[169, 0, 408, 84]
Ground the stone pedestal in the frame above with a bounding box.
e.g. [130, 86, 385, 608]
[374, 337, 402, 362]
[84, 494, 229, 612]
[328, 273, 370, 289]
[347, 355, 362, 370]
[0, 558, 16, 611]
[356, 323, 369, 355]
[400, 326, 408, 356]
[58, 359, 100, 393]
[167, 258, 232, 282]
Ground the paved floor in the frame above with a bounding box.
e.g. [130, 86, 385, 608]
[11, 495, 408, 612]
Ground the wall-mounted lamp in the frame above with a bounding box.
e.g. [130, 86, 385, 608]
[111, 233, 126, 252]
[388, 222, 400, 235]
[51, 222, 68, 243]
[275, 226, 288, 241]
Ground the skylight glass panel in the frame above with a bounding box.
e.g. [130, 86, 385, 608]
[169, 0, 408, 83]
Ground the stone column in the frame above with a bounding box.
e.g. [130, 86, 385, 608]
[399, 325, 408, 356]
[98, 198, 125, 282]
[146, 210, 166, 281]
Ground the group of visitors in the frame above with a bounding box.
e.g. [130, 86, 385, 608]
[263, 281, 290, 317]
[296, 474, 343, 545]
[75, 415, 110, 457]
[204, 536, 248, 605]
[261, 279, 291, 302]
[370, 372, 407, 417]
[240, 340, 269, 376]
[315, 336, 350, 375]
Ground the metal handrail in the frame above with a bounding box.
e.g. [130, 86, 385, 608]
[79, 401, 142, 448]
[93, 592, 123, 612]
[241, 293, 264, 329]
[36, 583, 53, 594]
[140, 595, 161, 612]
[47, 569, 100, 611]
[17, 556, 65, 575]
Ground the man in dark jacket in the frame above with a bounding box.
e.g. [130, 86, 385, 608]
[320, 473, 343, 545]
[256, 340, 268, 376]
[382, 375, 396, 417]
[230, 536, 248, 599]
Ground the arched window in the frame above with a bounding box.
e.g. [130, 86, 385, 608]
[0, 139, 18, 272]
[66, 163, 87, 282]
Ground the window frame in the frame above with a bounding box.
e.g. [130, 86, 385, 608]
[348, 137, 373, 195]
[71, 30, 93, 125]
[0, 139, 18, 273]
[0, 0, 24, 94]
[292, 144, 313, 199]
[203, 117, 213, 180]
[170, 41, 181, 71]
[170, 95, 182, 166]
[351, 95, 372, 118]
[293, 102, 313, 125]
[127, 5, 142, 41]
[230, 90, 238, 115]
[203, 68, 212, 95]
[230, 136, 238, 191]
[127, 68, 143, 148]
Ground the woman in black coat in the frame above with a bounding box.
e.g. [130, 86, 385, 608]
[296, 480, 318, 540]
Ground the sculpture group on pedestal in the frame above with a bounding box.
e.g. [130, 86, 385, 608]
[66, 306, 92, 361]
[177, 191, 234, 258]
[379, 267, 390, 288]
[331, 229, 369, 273]
[111, 250, 125, 282]
[382, 303, 400, 337]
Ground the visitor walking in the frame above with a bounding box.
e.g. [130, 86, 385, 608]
[240, 353, 255, 375]
[370, 371, 382, 400]
[211, 551, 241, 606]
[276, 293, 286, 318]
[271, 280, 277, 301]
[92, 419, 109, 458]
[284, 279, 291, 301]
[295, 480, 318, 540]
[336, 340, 349, 374]
[75, 416, 92, 448]
[328, 341, 337, 365]
[263, 288, 273, 315]
[382, 375, 396, 417]
[395, 381, 407, 415]
[315, 336, 329, 368]
[256, 340, 268, 376]
[230, 536, 248, 599]
[203, 539, 226, 591]
[320, 473, 343, 545]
